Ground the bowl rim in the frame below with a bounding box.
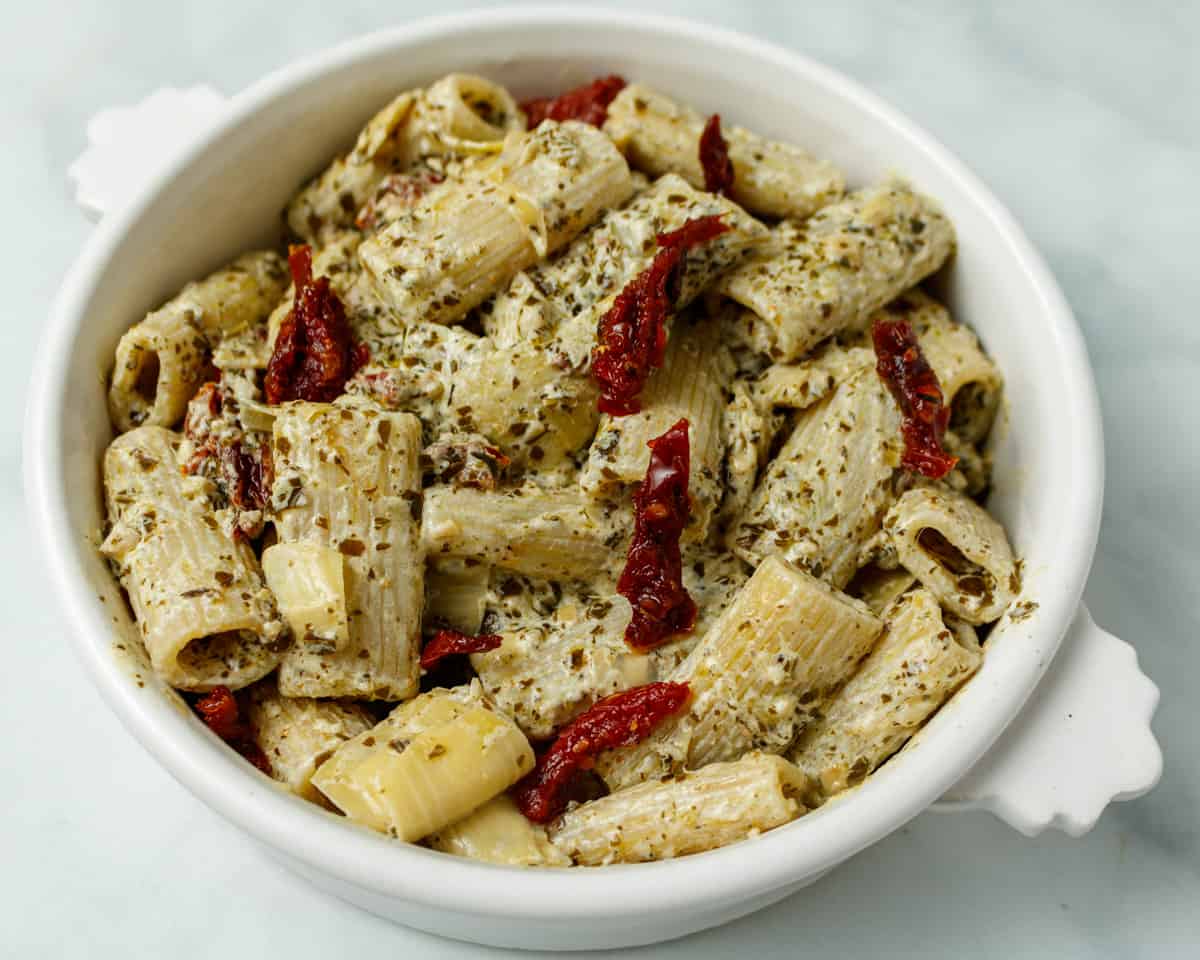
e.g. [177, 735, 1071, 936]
[24, 5, 1104, 919]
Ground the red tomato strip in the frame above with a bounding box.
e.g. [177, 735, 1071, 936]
[591, 215, 730, 416]
[193, 686, 271, 774]
[699, 113, 734, 195]
[521, 75, 626, 129]
[513, 682, 692, 823]
[265, 245, 357, 405]
[872, 315, 959, 479]
[617, 419, 697, 651]
[420, 629, 503, 671]
[219, 439, 273, 512]
[181, 381, 273, 513]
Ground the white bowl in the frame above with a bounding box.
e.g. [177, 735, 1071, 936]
[25, 8, 1162, 951]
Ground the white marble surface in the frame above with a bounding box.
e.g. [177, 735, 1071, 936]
[5, 0, 1198, 956]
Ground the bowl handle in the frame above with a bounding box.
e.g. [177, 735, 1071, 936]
[68, 86, 228, 221]
[931, 605, 1162, 835]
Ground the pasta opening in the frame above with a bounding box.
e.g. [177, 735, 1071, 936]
[944, 616, 981, 654]
[916, 528, 994, 602]
[176, 629, 273, 687]
[949, 381, 999, 443]
[133, 350, 161, 404]
[438, 75, 519, 146]
[461, 88, 510, 136]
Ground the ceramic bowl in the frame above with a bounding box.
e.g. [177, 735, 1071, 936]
[25, 8, 1161, 950]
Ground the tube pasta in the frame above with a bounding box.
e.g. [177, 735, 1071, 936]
[604, 84, 844, 220]
[716, 180, 955, 361]
[424, 561, 491, 634]
[717, 377, 781, 533]
[729, 357, 902, 588]
[286, 73, 522, 242]
[421, 483, 617, 580]
[348, 320, 489, 438]
[246, 681, 374, 803]
[359, 121, 633, 327]
[550, 753, 811, 865]
[449, 343, 601, 471]
[486, 173, 770, 365]
[99, 427, 285, 690]
[895, 290, 1003, 444]
[845, 564, 918, 615]
[311, 683, 534, 841]
[95, 70, 1024, 865]
[272, 398, 425, 699]
[581, 314, 732, 540]
[885, 486, 1019, 624]
[598, 556, 882, 789]
[429, 795, 570, 867]
[108, 251, 288, 432]
[790, 589, 982, 796]
[260, 541, 350, 650]
[470, 588, 651, 740]
[454, 176, 767, 471]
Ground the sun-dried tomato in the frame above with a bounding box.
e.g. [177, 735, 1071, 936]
[521, 75, 626, 129]
[512, 681, 691, 823]
[219, 438, 273, 512]
[699, 113, 734, 195]
[181, 382, 272, 515]
[617, 419, 696, 651]
[591, 215, 730, 416]
[872, 315, 959, 479]
[419, 629, 503, 671]
[264, 245, 356, 405]
[193, 686, 271, 774]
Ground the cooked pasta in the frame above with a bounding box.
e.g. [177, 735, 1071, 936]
[604, 84, 844, 219]
[789, 588, 981, 796]
[286, 73, 523, 243]
[109, 251, 288, 431]
[312, 683, 534, 841]
[99, 71, 1024, 867]
[550, 753, 812, 865]
[716, 180, 955, 361]
[100, 426, 285, 691]
[358, 120, 633, 327]
[272, 398, 425, 700]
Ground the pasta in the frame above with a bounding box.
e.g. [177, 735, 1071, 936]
[485, 173, 769, 366]
[884, 486, 1019, 624]
[550, 753, 812, 865]
[604, 84, 844, 219]
[98, 70, 1026, 868]
[246, 680, 374, 803]
[109, 251, 288, 431]
[581, 312, 732, 540]
[789, 588, 981, 796]
[312, 683, 534, 841]
[358, 120, 633, 327]
[470, 583, 651, 739]
[272, 398, 425, 699]
[728, 350, 902, 587]
[430, 795, 570, 866]
[596, 556, 882, 790]
[716, 180, 955, 361]
[286, 73, 523, 243]
[100, 426, 285, 691]
[421, 482, 618, 580]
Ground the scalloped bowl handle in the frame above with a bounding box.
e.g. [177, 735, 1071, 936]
[933, 605, 1162, 836]
[67, 85, 228, 221]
